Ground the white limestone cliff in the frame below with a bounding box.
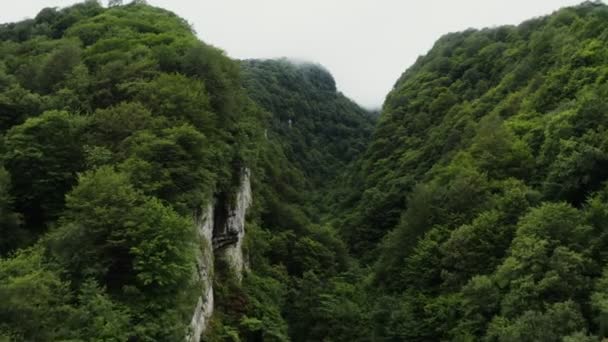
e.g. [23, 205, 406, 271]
[214, 169, 251, 281]
[188, 169, 252, 342]
[188, 202, 214, 342]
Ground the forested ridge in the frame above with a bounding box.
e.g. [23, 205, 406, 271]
[0, 1, 373, 340]
[332, 1, 608, 340]
[0, 1, 264, 340]
[3, 0, 608, 341]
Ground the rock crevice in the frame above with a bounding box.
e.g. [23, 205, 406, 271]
[188, 169, 252, 342]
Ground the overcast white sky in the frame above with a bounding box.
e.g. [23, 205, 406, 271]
[1, 0, 597, 108]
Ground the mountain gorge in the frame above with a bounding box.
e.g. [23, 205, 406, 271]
[2, 1, 608, 341]
[335, 1, 608, 340]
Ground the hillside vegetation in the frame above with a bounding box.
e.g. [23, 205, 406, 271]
[332, 1, 608, 340]
[0, 1, 263, 340]
[242, 59, 374, 186]
[0, 2, 373, 341]
[4, 0, 608, 341]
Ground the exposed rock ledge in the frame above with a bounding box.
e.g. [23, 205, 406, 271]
[187, 169, 252, 342]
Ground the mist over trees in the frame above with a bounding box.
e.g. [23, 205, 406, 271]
[3, 1, 608, 341]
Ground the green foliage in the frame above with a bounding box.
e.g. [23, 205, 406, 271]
[0, 247, 73, 341]
[3, 110, 87, 230]
[86, 101, 161, 152]
[8, 0, 608, 341]
[47, 166, 195, 340]
[38, 40, 82, 93]
[333, 2, 608, 340]
[0, 1, 374, 340]
[127, 73, 215, 130]
[120, 124, 215, 213]
[71, 279, 132, 341]
[0, 83, 43, 132]
[486, 301, 587, 342]
[50, 166, 194, 294]
[226, 58, 372, 341]
[240, 273, 289, 341]
[0, 167, 24, 254]
[0, 2, 260, 340]
[0, 246, 131, 341]
[241, 59, 374, 187]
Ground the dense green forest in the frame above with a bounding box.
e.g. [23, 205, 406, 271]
[241, 59, 374, 187]
[0, 1, 373, 341]
[4, 0, 608, 341]
[0, 1, 262, 340]
[331, 1, 608, 340]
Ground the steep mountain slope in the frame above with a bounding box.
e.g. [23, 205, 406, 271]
[242, 59, 374, 187]
[0, 2, 265, 340]
[6, 0, 608, 341]
[333, 1, 608, 340]
[235, 59, 375, 341]
[0, 2, 374, 341]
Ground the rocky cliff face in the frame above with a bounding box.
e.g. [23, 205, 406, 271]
[188, 202, 215, 342]
[213, 169, 252, 280]
[188, 169, 252, 342]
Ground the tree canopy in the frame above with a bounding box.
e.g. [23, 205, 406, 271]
[4, 1, 608, 341]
